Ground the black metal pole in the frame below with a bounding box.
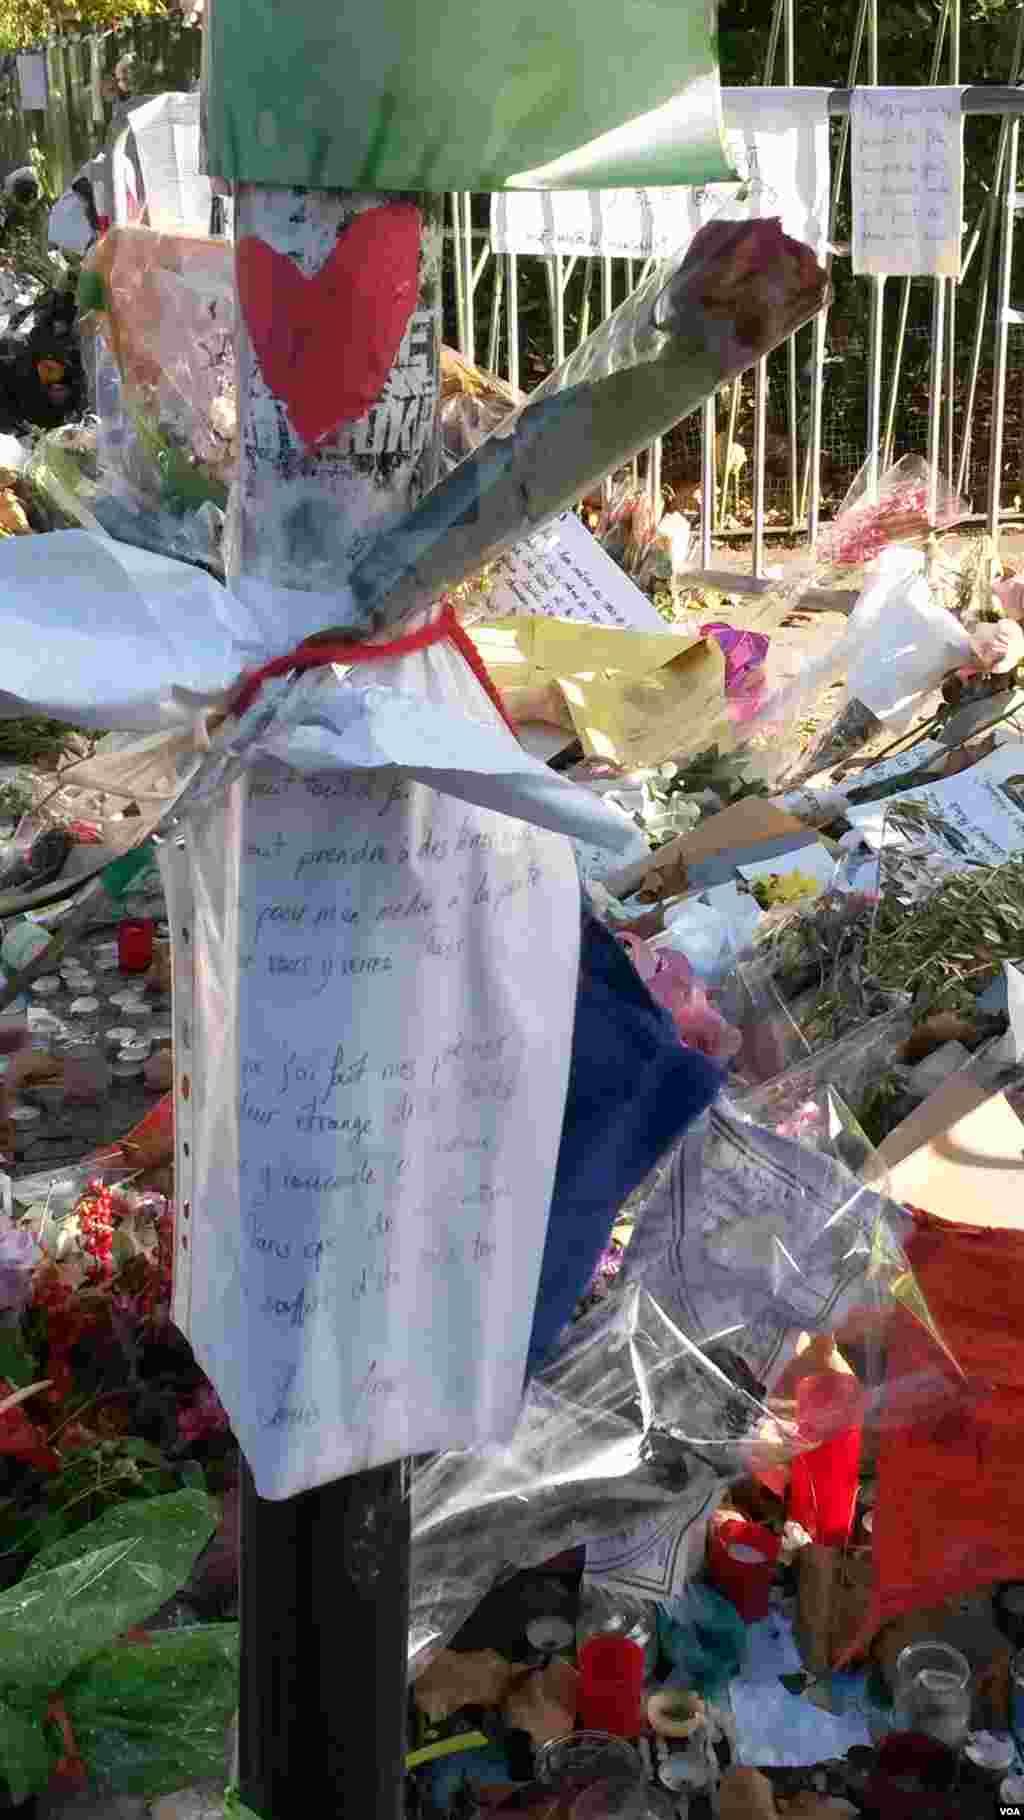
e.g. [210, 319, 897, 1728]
[239, 1461, 410, 1819]
[230, 184, 441, 1820]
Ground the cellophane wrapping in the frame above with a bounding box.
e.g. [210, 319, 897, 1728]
[30, 228, 236, 575]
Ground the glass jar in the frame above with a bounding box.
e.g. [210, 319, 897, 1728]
[8, 1103, 41, 1155]
[893, 1641, 971, 1749]
[536, 1734, 643, 1786]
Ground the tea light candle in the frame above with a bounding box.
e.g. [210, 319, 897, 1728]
[69, 997, 100, 1018]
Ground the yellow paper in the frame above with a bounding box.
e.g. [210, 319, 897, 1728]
[471, 618, 731, 767]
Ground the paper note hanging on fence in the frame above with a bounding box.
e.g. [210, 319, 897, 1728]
[483, 512, 665, 631]
[472, 618, 730, 767]
[173, 763, 580, 1497]
[16, 52, 47, 112]
[127, 91, 212, 234]
[490, 87, 831, 259]
[851, 87, 964, 278]
[205, 0, 733, 191]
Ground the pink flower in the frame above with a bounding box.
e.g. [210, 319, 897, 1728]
[617, 935, 741, 1063]
[776, 1099, 821, 1140]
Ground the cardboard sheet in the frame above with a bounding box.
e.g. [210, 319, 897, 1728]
[605, 798, 807, 900]
[877, 1075, 1024, 1229]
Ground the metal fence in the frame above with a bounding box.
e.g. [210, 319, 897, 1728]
[446, 7, 1024, 585]
[0, 16, 201, 196]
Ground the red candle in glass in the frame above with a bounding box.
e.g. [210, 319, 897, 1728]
[707, 1515, 780, 1622]
[118, 919, 154, 973]
[788, 1371, 865, 1547]
[577, 1634, 644, 1737]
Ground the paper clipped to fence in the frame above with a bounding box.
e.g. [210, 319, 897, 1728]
[851, 87, 965, 278]
[490, 87, 832, 260]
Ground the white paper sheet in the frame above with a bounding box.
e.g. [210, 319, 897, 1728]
[16, 52, 47, 112]
[127, 91, 212, 233]
[491, 87, 831, 259]
[485, 511, 666, 630]
[174, 745, 582, 1498]
[851, 86, 964, 277]
[846, 742, 1024, 867]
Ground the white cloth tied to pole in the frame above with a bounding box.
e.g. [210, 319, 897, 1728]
[0, 528, 639, 1497]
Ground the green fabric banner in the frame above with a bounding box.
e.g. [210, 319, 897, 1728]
[204, 0, 734, 191]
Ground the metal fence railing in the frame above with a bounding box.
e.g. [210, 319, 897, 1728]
[447, 51, 1024, 585]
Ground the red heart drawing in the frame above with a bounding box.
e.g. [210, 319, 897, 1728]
[236, 203, 422, 448]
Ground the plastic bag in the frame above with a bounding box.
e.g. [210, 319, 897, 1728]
[409, 1281, 783, 1671]
[50, 227, 236, 573]
[741, 456, 970, 784]
[346, 216, 830, 632]
[411, 1083, 961, 1672]
[622, 1100, 962, 1438]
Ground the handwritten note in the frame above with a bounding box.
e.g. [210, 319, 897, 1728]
[178, 763, 580, 1498]
[851, 87, 964, 278]
[485, 511, 665, 631]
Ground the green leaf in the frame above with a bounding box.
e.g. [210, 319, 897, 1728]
[0, 1493, 219, 1694]
[0, 1695, 52, 1803]
[62, 1624, 239, 1797]
[0, 1328, 39, 1391]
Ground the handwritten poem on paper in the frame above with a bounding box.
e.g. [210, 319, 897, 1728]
[851, 87, 964, 278]
[187, 765, 579, 1498]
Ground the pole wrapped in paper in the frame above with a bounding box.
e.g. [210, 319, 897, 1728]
[345, 218, 830, 633]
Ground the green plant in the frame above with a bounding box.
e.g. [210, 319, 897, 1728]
[0, 718, 82, 767]
[0, 782, 32, 826]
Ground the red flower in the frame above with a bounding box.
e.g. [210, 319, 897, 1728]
[0, 1382, 59, 1473]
